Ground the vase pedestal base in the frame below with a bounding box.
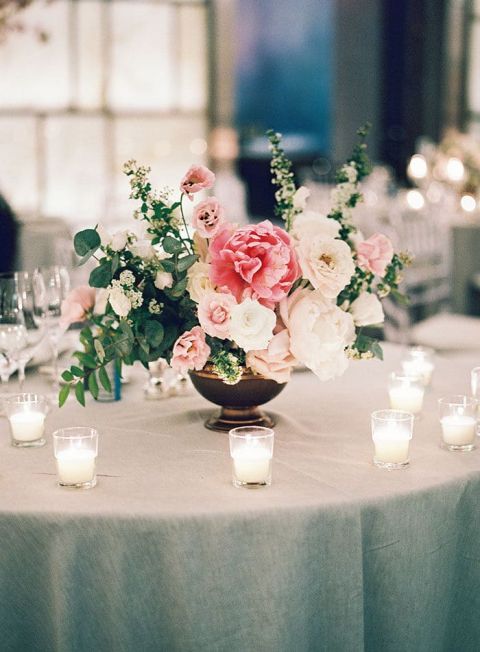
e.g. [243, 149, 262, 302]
[205, 406, 276, 432]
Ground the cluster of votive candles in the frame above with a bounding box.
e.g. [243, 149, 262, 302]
[372, 347, 480, 470]
[4, 393, 98, 488]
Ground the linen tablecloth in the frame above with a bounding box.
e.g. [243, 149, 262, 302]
[0, 344, 479, 652]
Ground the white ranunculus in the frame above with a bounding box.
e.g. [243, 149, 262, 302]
[96, 224, 112, 247]
[154, 270, 174, 290]
[108, 286, 131, 317]
[187, 261, 214, 303]
[128, 239, 156, 260]
[110, 230, 129, 252]
[290, 211, 340, 243]
[296, 235, 355, 299]
[229, 298, 276, 352]
[281, 288, 355, 381]
[349, 292, 384, 326]
[292, 186, 311, 210]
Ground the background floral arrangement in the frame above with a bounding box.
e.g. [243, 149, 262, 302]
[59, 125, 409, 406]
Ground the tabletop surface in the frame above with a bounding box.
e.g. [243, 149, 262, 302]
[1, 344, 479, 521]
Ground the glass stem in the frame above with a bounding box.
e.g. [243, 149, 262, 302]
[18, 360, 26, 392]
[51, 341, 59, 394]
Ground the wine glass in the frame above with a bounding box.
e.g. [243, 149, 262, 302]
[36, 266, 70, 394]
[0, 276, 28, 393]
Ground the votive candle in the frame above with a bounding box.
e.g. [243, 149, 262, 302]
[371, 409, 414, 470]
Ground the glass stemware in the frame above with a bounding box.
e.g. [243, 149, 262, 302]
[37, 266, 70, 395]
[0, 276, 28, 393]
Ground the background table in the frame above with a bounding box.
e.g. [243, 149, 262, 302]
[0, 344, 479, 652]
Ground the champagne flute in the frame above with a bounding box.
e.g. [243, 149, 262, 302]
[0, 276, 28, 394]
[37, 266, 70, 394]
[15, 271, 47, 391]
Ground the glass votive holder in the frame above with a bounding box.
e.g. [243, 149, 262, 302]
[388, 372, 424, 416]
[229, 426, 274, 488]
[401, 346, 435, 386]
[5, 393, 48, 447]
[438, 396, 478, 452]
[371, 409, 414, 470]
[53, 427, 98, 488]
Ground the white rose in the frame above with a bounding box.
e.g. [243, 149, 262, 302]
[108, 286, 131, 317]
[128, 239, 156, 259]
[296, 235, 355, 299]
[154, 270, 174, 290]
[96, 224, 112, 247]
[292, 186, 311, 210]
[229, 298, 276, 352]
[281, 288, 355, 381]
[187, 261, 213, 303]
[291, 211, 340, 243]
[349, 292, 384, 326]
[111, 230, 129, 252]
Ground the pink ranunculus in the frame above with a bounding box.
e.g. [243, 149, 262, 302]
[197, 291, 236, 339]
[180, 165, 215, 200]
[209, 220, 299, 307]
[356, 233, 394, 277]
[170, 326, 211, 374]
[246, 329, 296, 384]
[191, 197, 225, 238]
[60, 286, 96, 327]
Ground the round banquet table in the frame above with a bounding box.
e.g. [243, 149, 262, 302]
[0, 344, 479, 652]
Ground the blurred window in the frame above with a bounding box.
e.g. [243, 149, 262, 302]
[0, 0, 210, 226]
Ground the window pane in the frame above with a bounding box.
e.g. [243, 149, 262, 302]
[0, 1, 70, 109]
[179, 5, 208, 110]
[108, 3, 175, 110]
[0, 117, 38, 214]
[43, 115, 107, 225]
[77, 0, 104, 109]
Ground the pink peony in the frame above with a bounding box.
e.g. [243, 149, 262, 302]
[356, 233, 394, 277]
[60, 286, 96, 327]
[191, 197, 225, 238]
[171, 326, 211, 374]
[209, 220, 299, 307]
[246, 329, 296, 384]
[197, 291, 236, 339]
[180, 165, 215, 200]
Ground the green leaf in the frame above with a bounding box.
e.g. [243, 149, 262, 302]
[111, 253, 120, 276]
[58, 384, 70, 408]
[74, 229, 100, 257]
[163, 236, 184, 254]
[80, 327, 94, 343]
[88, 371, 99, 400]
[74, 351, 97, 369]
[169, 278, 188, 298]
[145, 320, 164, 347]
[61, 370, 74, 382]
[114, 335, 132, 357]
[98, 365, 112, 393]
[160, 258, 176, 273]
[177, 254, 197, 273]
[89, 260, 113, 288]
[119, 319, 134, 341]
[75, 381, 86, 407]
[371, 341, 384, 360]
[71, 365, 84, 377]
[94, 339, 105, 362]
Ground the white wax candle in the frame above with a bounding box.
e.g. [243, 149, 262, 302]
[233, 448, 272, 484]
[441, 415, 476, 446]
[9, 411, 45, 442]
[389, 386, 424, 414]
[373, 426, 410, 464]
[56, 449, 96, 484]
[402, 359, 434, 385]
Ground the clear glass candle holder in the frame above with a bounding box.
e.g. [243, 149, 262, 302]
[401, 346, 435, 386]
[388, 372, 424, 415]
[53, 427, 98, 488]
[438, 395, 478, 452]
[371, 409, 414, 470]
[5, 393, 48, 447]
[229, 426, 274, 488]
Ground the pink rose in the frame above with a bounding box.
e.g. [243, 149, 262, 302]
[171, 326, 211, 374]
[191, 197, 225, 238]
[197, 291, 236, 339]
[60, 286, 96, 327]
[180, 165, 215, 200]
[356, 233, 394, 277]
[246, 329, 296, 384]
[209, 220, 299, 307]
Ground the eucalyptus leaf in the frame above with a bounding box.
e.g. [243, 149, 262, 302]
[145, 320, 164, 347]
[177, 254, 198, 273]
[163, 236, 184, 254]
[89, 261, 113, 288]
[74, 229, 100, 257]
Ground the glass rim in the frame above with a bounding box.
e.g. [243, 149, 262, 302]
[389, 371, 423, 382]
[371, 409, 414, 422]
[229, 426, 274, 439]
[438, 395, 477, 407]
[407, 345, 435, 357]
[5, 393, 47, 405]
[52, 426, 99, 441]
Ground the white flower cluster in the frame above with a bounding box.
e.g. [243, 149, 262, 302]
[330, 162, 359, 215]
[148, 299, 162, 315]
[107, 276, 143, 318]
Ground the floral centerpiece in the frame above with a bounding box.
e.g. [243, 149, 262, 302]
[59, 125, 409, 426]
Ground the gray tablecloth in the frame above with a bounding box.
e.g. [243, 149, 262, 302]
[0, 344, 479, 652]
